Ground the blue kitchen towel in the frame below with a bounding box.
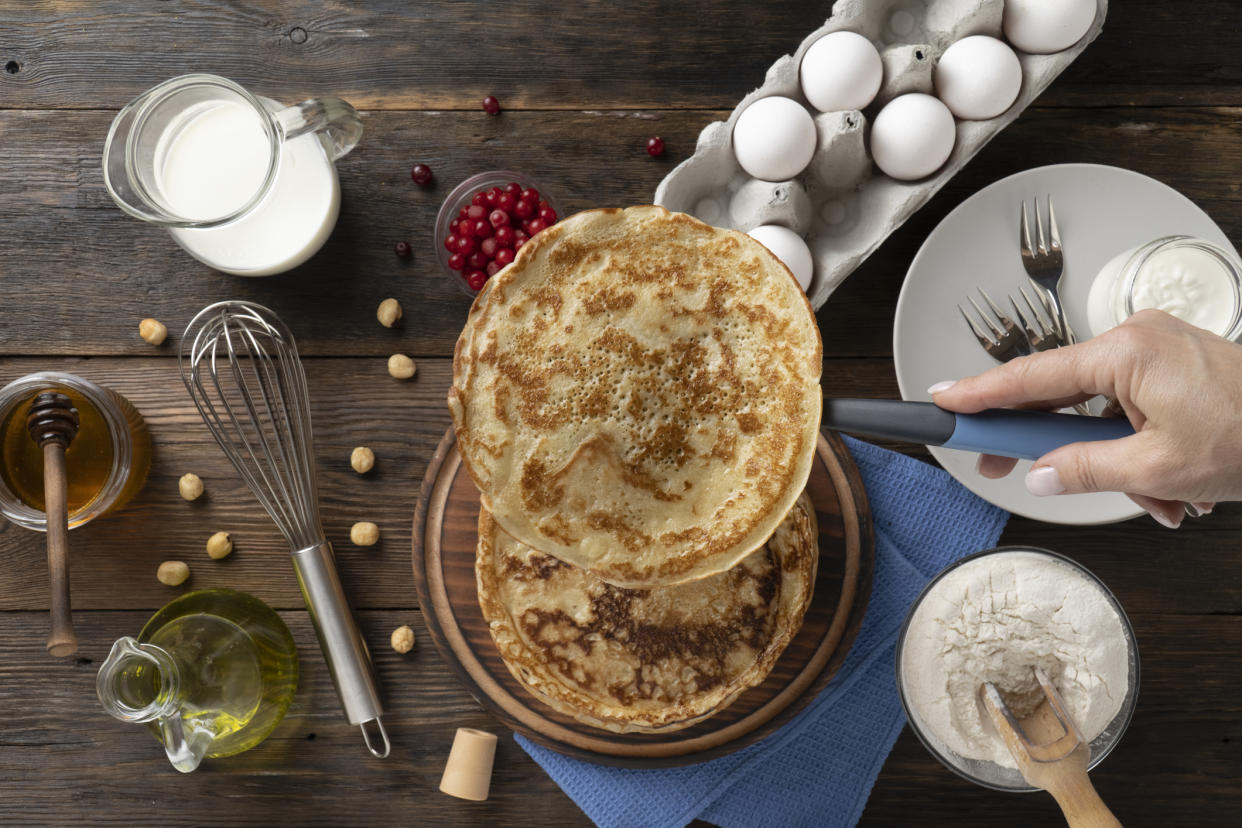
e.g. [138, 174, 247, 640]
[517, 436, 1009, 828]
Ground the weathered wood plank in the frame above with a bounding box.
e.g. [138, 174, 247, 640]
[2, 106, 1242, 359]
[863, 614, 1242, 827]
[1, 1, 1242, 111]
[0, 608, 590, 827]
[0, 609, 1235, 826]
[0, 356, 1239, 617]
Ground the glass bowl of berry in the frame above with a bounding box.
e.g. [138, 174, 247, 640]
[435, 171, 560, 297]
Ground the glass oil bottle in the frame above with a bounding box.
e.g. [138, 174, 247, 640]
[97, 589, 299, 772]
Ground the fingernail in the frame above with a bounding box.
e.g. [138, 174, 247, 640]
[1150, 510, 1182, 530]
[1184, 503, 1204, 518]
[927, 380, 957, 395]
[974, 454, 984, 475]
[1194, 501, 1215, 516]
[1025, 466, 1066, 497]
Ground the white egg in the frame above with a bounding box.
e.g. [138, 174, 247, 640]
[732, 96, 817, 182]
[799, 31, 883, 113]
[747, 225, 814, 291]
[935, 36, 1022, 120]
[870, 93, 956, 181]
[1003, 0, 1096, 54]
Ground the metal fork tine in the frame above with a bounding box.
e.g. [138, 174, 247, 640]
[958, 304, 994, 349]
[1019, 200, 1032, 257]
[977, 288, 1008, 323]
[1019, 285, 1054, 333]
[1035, 198, 1048, 256]
[1047, 195, 1062, 253]
[967, 295, 1004, 338]
[1009, 296, 1036, 338]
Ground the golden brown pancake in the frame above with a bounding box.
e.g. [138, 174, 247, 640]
[450, 205, 823, 588]
[475, 493, 818, 733]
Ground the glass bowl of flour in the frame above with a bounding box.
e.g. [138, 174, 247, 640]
[895, 546, 1139, 792]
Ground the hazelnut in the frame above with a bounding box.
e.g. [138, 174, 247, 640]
[351, 521, 380, 546]
[388, 354, 416, 379]
[391, 624, 416, 654]
[377, 298, 403, 328]
[206, 531, 233, 560]
[157, 560, 190, 586]
[351, 446, 375, 474]
[178, 473, 205, 501]
[139, 318, 168, 345]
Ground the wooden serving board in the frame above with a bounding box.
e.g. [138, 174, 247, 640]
[411, 427, 874, 767]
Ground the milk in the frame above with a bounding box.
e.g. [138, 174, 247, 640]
[154, 99, 340, 276]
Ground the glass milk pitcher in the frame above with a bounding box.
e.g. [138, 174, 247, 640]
[102, 74, 362, 276]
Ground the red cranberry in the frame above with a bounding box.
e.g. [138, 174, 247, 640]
[410, 163, 434, 186]
[472, 219, 492, 238]
[494, 225, 515, 246]
[456, 219, 472, 236]
[647, 136, 665, 157]
[496, 192, 516, 213]
[444, 232, 459, 252]
[467, 271, 488, 290]
[458, 205, 470, 218]
[538, 205, 557, 224]
[526, 218, 547, 235]
[471, 192, 488, 207]
[520, 187, 540, 203]
[515, 199, 536, 219]
[495, 247, 515, 266]
[482, 95, 500, 115]
[486, 186, 503, 205]
[466, 204, 487, 221]
[504, 182, 522, 196]
[489, 209, 510, 228]
[395, 241, 412, 258]
[481, 237, 500, 258]
[455, 234, 477, 255]
[513, 229, 530, 246]
[448, 252, 466, 270]
[468, 251, 488, 270]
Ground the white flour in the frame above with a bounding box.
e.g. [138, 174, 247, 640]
[900, 551, 1129, 769]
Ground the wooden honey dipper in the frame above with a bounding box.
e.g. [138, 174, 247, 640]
[26, 391, 81, 657]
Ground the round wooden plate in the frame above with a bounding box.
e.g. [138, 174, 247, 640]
[411, 427, 874, 767]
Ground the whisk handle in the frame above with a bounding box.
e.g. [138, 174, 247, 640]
[292, 543, 390, 758]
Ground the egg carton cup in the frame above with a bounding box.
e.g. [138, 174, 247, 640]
[654, 0, 1108, 310]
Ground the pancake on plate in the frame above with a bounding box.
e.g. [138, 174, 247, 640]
[449, 205, 823, 588]
[475, 493, 818, 733]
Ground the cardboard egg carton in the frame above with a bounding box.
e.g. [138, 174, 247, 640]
[654, 0, 1108, 310]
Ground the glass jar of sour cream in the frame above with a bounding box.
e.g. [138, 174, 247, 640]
[1086, 236, 1242, 340]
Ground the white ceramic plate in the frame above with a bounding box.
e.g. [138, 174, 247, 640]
[893, 164, 1238, 524]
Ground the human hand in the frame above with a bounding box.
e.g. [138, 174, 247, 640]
[929, 309, 1242, 528]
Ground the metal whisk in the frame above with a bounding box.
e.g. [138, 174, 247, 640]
[180, 300, 389, 758]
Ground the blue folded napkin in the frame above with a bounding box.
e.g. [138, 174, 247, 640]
[516, 436, 1009, 828]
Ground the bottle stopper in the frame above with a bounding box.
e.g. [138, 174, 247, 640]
[439, 727, 498, 801]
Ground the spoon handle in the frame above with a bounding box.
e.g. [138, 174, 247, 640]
[43, 441, 77, 657]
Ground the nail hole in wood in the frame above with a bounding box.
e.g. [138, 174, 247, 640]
[4, 61, 19, 74]
[915, 50, 925, 61]
[306, 732, 317, 740]
[289, 26, 308, 44]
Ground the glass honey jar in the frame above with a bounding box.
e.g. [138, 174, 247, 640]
[0, 372, 152, 531]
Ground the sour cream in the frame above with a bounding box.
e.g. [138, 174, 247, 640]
[1086, 236, 1242, 339]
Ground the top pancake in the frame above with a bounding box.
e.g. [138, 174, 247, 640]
[449, 205, 822, 588]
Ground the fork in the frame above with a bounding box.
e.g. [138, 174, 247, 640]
[1020, 196, 1076, 345]
[959, 288, 1030, 363]
[1011, 287, 1091, 415]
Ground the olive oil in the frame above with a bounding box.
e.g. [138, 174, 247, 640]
[137, 590, 299, 758]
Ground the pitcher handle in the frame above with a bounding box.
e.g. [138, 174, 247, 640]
[159, 710, 214, 773]
[275, 97, 363, 161]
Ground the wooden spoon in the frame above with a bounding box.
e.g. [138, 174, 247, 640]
[981, 668, 1121, 828]
[26, 391, 80, 657]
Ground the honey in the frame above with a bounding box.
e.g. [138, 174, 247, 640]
[0, 373, 151, 531]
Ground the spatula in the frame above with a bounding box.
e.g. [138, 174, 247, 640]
[980, 667, 1121, 828]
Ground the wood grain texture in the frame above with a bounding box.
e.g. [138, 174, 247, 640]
[1, 1, 1242, 110]
[2, 105, 1242, 359]
[412, 430, 871, 765]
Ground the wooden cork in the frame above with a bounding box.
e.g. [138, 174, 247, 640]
[439, 727, 498, 801]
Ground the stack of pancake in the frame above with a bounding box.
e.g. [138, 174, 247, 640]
[449, 205, 824, 733]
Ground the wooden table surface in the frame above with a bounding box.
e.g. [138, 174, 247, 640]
[1, 1, 1239, 825]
